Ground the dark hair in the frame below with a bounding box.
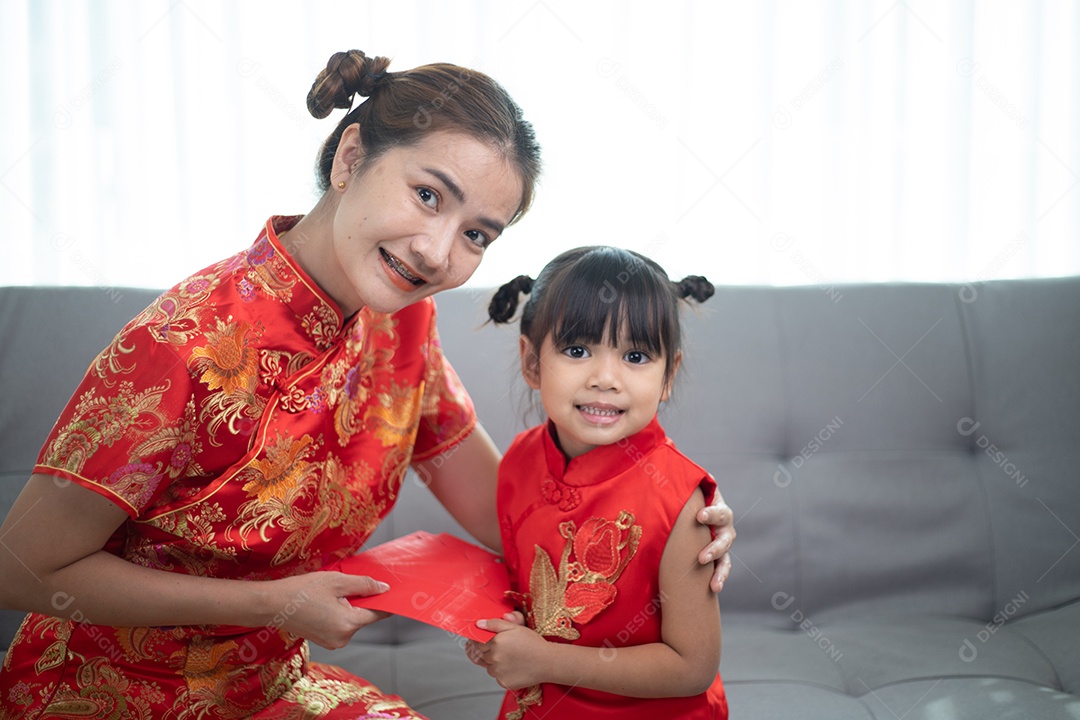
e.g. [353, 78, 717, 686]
[489, 246, 714, 385]
[307, 50, 541, 224]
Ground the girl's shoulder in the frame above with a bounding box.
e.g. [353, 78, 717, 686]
[504, 423, 548, 458]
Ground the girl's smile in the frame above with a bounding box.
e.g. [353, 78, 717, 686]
[575, 402, 626, 426]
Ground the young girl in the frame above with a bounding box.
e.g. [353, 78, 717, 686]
[468, 246, 728, 719]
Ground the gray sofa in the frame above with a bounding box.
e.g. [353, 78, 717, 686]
[2, 277, 1078, 719]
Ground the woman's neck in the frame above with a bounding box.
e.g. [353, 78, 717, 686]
[281, 195, 357, 317]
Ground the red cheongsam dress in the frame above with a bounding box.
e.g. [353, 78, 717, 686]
[0, 216, 476, 719]
[496, 417, 728, 719]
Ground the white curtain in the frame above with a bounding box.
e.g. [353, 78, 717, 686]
[1, 0, 1077, 292]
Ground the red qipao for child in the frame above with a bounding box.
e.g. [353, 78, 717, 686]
[496, 417, 728, 719]
[0, 216, 473, 719]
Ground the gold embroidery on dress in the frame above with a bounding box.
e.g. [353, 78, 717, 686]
[190, 317, 267, 445]
[507, 510, 641, 719]
[365, 383, 422, 451]
[132, 274, 219, 351]
[44, 380, 172, 478]
[235, 437, 388, 567]
[301, 304, 340, 350]
[131, 398, 205, 481]
[190, 318, 261, 397]
[318, 312, 399, 446]
[259, 349, 314, 391]
[271, 455, 387, 568]
[141, 502, 239, 575]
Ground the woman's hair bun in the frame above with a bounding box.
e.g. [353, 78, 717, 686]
[307, 50, 392, 119]
[488, 275, 534, 324]
[675, 275, 715, 303]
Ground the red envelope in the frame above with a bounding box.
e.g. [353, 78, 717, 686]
[330, 531, 514, 641]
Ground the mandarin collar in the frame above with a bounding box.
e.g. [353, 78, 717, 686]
[253, 216, 351, 346]
[542, 415, 667, 487]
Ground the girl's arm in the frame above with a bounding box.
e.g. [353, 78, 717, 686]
[0, 474, 390, 649]
[470, 487, 721, 697]
[415, 423, 503, 552]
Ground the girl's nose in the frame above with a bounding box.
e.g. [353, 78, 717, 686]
[588, 352, 621, 390]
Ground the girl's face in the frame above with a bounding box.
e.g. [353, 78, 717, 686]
[521, 329, 680, 460]
[327, 127, 524, 316]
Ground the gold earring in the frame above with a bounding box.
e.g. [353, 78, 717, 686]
[337, 180, 346, 189]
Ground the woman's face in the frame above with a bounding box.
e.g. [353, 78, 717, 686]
[328, 127, 524, 315]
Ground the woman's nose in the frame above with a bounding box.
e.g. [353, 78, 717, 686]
[411, 225, 454, 273]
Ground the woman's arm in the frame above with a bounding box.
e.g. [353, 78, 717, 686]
[415, 423, 502, 551]
[470, 487, 720, 697]
[0, 474, 390, 649]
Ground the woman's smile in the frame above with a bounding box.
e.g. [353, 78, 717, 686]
[379, 248, 427, 289]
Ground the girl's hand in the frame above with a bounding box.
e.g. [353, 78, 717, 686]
[466, 617, 550, 690]
[465, 611, 524, 668]
[697, 488, 736, 592]
[267, 571, 391, 650]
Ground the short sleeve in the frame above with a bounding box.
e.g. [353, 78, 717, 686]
[34, 321, 200, 519]
[411, 307, 477, 462]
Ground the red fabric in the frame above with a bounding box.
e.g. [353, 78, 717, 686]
[496, 417, 728, 719]
[0, 217, 476, 719]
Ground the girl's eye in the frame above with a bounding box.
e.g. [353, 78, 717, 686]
[625, 350, 650, 364]
[562, 345, 589, 359]
[417, 187, 438, 209]
[465, 229, 490, 249]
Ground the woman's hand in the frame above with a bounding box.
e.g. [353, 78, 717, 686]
[466, 616, 550, 690]
[696, 488, 737, 592]
[266, 571, 391, 650]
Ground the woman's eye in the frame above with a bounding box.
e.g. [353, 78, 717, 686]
[417, 187, 438, 209]
[625, 350, 650, 364]
[465, 229, 490, 249]
[563, 345, 589, 359]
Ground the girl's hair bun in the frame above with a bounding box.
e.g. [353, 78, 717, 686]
[488, 275, 534, 323]
[675, 275, 715, 303]
[307, 49, 392, 119]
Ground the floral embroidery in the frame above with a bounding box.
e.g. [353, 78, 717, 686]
[237, 277, 257, 302]
[365, 383, 422, 451]
[507, 511, 641, 720]
[240, 432, 319, 504]
[259, 349, 314, 390]
[43, 381, 172, 480]
[105, 462, 164, 510]
[189, 318, 260, 396]
[137, 273, 218, 348]
[302, 304, 341, 350]
[522, 511, 640, 640]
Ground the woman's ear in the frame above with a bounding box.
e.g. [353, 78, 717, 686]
[331, 123, 365, 190]
[660, 350, 682, 402]
[520, 336, 541, 389]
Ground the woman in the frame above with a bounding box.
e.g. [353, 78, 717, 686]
[0, 50, 735, 719]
